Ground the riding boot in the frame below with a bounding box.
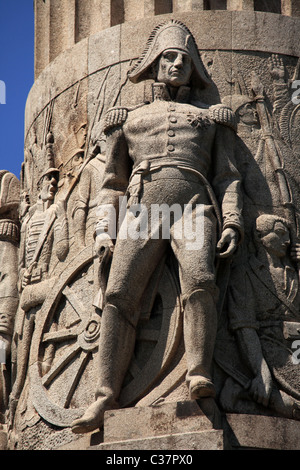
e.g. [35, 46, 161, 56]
[183, 288, 218, 399]
[71, 303, 136, 434]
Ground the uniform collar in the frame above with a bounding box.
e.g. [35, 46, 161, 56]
[152, 83, 191, 103]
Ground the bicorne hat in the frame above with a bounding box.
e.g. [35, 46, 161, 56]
[128, 20, 211, 89]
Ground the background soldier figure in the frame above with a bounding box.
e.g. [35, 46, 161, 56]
[0, 171, 20, 442]
[9, 167, 68, 425]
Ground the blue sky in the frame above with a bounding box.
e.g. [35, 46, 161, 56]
[0, 0, 34, 179]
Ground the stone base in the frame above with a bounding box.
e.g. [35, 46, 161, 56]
[0, 426, 7, 451]
[224, 413, 300, 450]
[89, 399, 224, 451]
[97, 430, 224, 450]
[57, 402, 300, 450]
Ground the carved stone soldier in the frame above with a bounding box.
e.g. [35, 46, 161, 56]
[72, 20, 244, 434]
[9, 167, 69, 420]
[218, 214, 300, 420]
[0, 171, 20, 427]
[72, 152, 106, 247]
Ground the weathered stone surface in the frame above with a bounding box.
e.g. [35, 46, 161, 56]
[103, 401, 215, 443]
[225, 414, 300, 450]
[0, 427, 7, 451]
[97, 429, 224, 450]
[3, 2, 300, 451]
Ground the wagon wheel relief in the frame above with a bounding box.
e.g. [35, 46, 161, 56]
[40, 287, 101, 410]
[29, 247, 99, 427]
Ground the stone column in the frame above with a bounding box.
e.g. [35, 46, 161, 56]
[208, 0, 227, 8]
[173, 0, 205, 12]
[49, 0, 76, 63]
[34, 0, 50, 79]
[281, 0, 300, 16]
[227, 0, 254, 11]
[143, 0, 173, 16]
[154, 0, 173, 15]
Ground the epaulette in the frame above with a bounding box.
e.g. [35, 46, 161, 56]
[209, 104, 237, 132]
[103, 107, 128, 134]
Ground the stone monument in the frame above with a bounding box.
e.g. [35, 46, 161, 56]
[1, 0, 300, 451]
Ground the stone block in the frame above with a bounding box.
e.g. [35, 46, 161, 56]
[97, 429, 224, 450]
[227, 0, 254, 10]
[231, 10, 300, 56]
[103, 401, 215, 444]
[0, 428, 7, 451]
[25, 37, 89, 132]
[226, 414, 300, 450]
[88, 25, 121, 77]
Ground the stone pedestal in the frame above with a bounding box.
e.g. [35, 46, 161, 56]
[5, 3, 300, 451]
[0, 425, 7, 451]
[86, 407, 300, 451]
[90, 400, 224, 451]
[225, 414, 300, 450]
[56, 403, 300, 450]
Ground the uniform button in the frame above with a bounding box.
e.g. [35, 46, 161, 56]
[168, 130, 175, 137]
[167, 145, 175, 152]
[169, 116, 177, 123]
[168, 106, 176, 112]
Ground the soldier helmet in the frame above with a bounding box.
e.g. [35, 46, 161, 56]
[222, 94, 254, 115]
[128, 20, 211, 89]
[37, 167, 60, 188]
[0, 170, 20, 214]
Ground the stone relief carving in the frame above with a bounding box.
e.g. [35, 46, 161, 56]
[0, 172, 20, 430]
[71, 20, 244, 434]
[8, 162, 71, 440]
[217, 214, 300, 421]
[214, 53, 300, 421]
[1, 15, 300, 450]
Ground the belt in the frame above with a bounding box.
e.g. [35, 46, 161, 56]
[127, 158, 222, 237]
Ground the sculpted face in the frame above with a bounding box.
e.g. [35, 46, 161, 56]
[238, 102, 259, 126]
[40, 172, 58, 203]
[260, 221, 290, 258]
[75, 123, 88, 149]
[156, 49, 194, 88]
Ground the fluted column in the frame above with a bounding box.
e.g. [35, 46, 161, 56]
[34, 0, 50, 79]
[34, 0, 299, 79]
[49, 0, 76, 63]
[143, 0, 172, 16]
[227, 0, 254, 10]
[173, 0, 205, 12]
[154, 0, 173, 15]
[281, 0, 300, 16]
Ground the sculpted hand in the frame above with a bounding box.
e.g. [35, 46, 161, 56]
[21, 269, 31, 289]
[249, 360, 273, 407]
[269, 54, 285, 82]
[217, 227, 239, 258]
[94, 232, 114, 258]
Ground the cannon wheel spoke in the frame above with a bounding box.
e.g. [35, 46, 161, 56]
[42, 343, 82, 388]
